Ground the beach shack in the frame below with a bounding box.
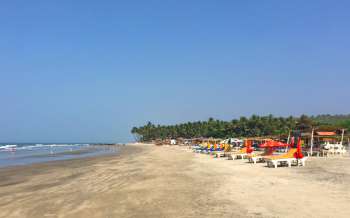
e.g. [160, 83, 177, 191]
[305, 129, 348, 156]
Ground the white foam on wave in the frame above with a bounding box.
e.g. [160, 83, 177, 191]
[16, 144, 89, 150]
[0, 144, 91, 151]
[0, 144, 17, 150]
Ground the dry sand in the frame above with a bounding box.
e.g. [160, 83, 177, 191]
[0, 144, 349, 218]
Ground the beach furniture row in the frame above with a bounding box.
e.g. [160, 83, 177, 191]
[190, 137, 347, 168]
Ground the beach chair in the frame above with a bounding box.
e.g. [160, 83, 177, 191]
[212, 150, 225, 158]
[193, 144, 209, 153]
[206, 144, 220, 155]
[195, 143, 210, 154]
[212, 144, 230, 158]
[247, 150, 273, 164]
[236, 151, 250, 159]
[265, 149, 307, 168]
[321, 143, 347, 156]
[334, 144, 347, 155]
[227, 147, 248, 160]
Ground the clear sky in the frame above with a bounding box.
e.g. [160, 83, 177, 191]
[1, 0, 349, 143]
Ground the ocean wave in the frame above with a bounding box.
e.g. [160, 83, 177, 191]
[0, 144, 17, 150]
[0, 144, 91, 151]
[15, 144, 89, 150]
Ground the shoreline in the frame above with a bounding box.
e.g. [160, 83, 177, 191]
[0, 144, 349, 217]
[0, 144, 138, 174]
[0, 144, 126, 169]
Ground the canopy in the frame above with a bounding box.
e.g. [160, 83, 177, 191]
[316, 132, 336, 136]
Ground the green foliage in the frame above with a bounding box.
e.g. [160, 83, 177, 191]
[312, 114, 350, 125]
[312, 114, 350, 131]
[131, 114, 349, 142]
[338, 120, 350, 130]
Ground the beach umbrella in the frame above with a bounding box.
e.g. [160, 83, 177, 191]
[259, 140, 290, 155]
[207, 143, 211, 150]
[245, 140, 254, 153]
[289, 131, 303, 159]
[259, 140, 289, 148]
[294, 137, 304, 159]
[224, 143, 231, 152]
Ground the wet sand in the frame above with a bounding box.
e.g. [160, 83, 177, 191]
[0, 144, 349, 218]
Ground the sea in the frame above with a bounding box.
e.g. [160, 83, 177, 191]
[0, 143, 119, 168]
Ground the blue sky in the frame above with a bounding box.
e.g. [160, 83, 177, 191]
[1, 0, 349, 143]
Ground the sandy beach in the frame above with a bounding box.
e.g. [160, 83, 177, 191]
[0, 144, 349, 218]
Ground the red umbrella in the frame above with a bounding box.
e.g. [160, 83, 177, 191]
[259, 140, 289, 148]
[259, 140, 290, 155]
[245, 140, 254, 154]
[294, 137, 304, 159]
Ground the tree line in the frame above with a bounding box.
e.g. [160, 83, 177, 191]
[131, 114, 349, 142]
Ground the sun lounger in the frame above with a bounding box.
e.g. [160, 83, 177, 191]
[322, 146, 347, 156]
[212, 150, 225, 158]
[236, 152, 249, 159]
[227, 148, 248, 160]
[247, 151, 273, 164]
[320, 142, 348, 157]
[265, 149, 307, 168]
